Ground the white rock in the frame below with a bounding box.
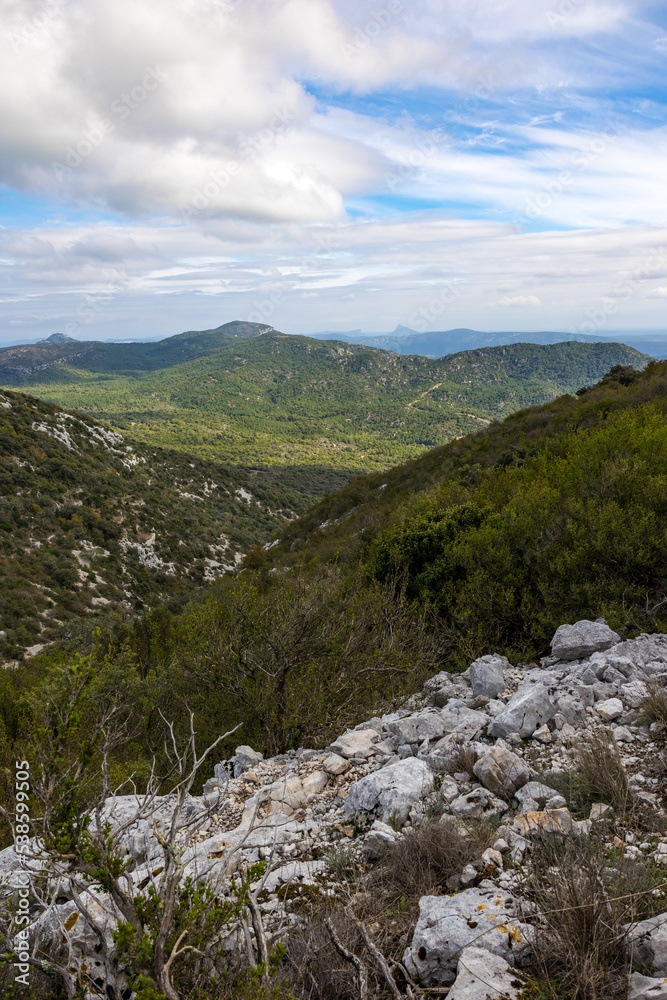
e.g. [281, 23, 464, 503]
[329, 729, 380, 759]
[596, 697, 624, 721]
[403, 887, 531, 985]
[551, 620, 620, 661]
[468, 655, 508, 699]
[473, 747, 530, 799]
[448, 946, 524, 1000]
[628, 971, 667, 999]
[344, 757, 435, 827]
[488, 685, 557, 740]
[515, 782, 566, 809]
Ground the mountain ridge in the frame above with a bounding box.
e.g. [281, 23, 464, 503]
[0, 329, 650, 473]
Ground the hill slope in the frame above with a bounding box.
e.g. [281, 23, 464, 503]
[0, 325, 649, 472]
[263, 361, 667, 665]
[0, 390, 349, 660]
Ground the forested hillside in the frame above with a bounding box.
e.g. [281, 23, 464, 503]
[0, 323, 648, 471]
[0, 390, 347, 660]
[3, 362, 667, 770]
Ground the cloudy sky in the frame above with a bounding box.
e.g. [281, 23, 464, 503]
[1, 0, 667, 343]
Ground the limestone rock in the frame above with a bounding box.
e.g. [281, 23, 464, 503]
[403, 887, 531, 985]
[628, 972, 667, 1000]
[448, 946, 525, 1000]
[329, 728, 380, 759]
[344, 757, 434, 827]
[473, 747, 530, 799]
[551, 620, 620, 661]
[233, 745, 264, 777]
[596, 697, 624, 721]
[627, 911, 667, 974]
[386, 710, 447, 745]
[488, 685, 556, 739]
[468, 655, 508, 700]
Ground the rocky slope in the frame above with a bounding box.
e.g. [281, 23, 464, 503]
[4, 617, 667, 998]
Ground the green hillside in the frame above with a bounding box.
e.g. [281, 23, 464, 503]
[0, 390, 349, 660]
[0, 324, 649, 471]
[263, 361, 667, 665]
[4, 361, 667, 770]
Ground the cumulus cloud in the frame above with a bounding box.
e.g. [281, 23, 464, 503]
[1, 0, 666, 341]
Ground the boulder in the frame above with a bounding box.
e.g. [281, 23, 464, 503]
[515, 782, 566, 811]
[473, 747, 530, 799]
[386, 710, 447, 745]
[233, 745, 264, 777]
[439, 700, 491, 738]
[513, 808, 573, 838]
[628, 972, 667, 1000]
[551, 620, 620, 661]
[448, 946, 525, 1000]
[329, 728, 380, 759]
[488, 685, 556, 740]
[468, 655, 508, 700]
[627, 911, 667, 974]
[344, 757, 434, 827]
[450, 787, 509, 821]
[596, 697, 624, 721]
[403, 887, 532, 985]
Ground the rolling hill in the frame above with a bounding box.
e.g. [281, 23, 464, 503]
[311, 325, 667, 360]
[0, 322, 650, 472]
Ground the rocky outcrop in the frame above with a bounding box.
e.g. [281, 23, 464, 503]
[5, 619, 667, 997]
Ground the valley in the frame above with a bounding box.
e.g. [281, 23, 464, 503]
[0, 322, 649, 472]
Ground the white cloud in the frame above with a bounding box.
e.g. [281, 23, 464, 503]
[497, 295, 542, 307]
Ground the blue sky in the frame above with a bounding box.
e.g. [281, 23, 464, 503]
[1, 0, 667, 343]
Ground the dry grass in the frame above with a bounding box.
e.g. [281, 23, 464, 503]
[285, 818, 494, 999]
[525, 835, 667, 1000]
[372, 817, 494, 906]
[548, 729, 664, 830]
[448, 743, 478, 779]
[640, 677, 667, 726]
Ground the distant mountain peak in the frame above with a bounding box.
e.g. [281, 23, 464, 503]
[42, 332, 77, 343]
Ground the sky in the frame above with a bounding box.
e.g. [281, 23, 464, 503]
[1, 0, 667, 344]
